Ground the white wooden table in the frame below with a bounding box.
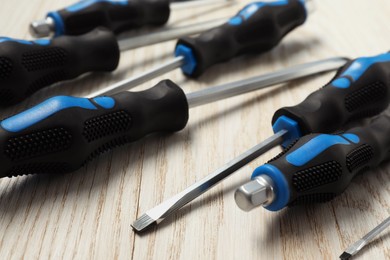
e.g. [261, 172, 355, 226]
[0, 0, 390, 259]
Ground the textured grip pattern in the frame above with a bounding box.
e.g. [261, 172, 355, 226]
[22, 47, 68, 71]
[0, 57, 13, 79]
[5, 128, 72, 161]
[0, 80, 189, 178]
[344, 81, 386, 112]
[0, 28, 119, 106]
[83, 110, 132, 142]
[346, 144, 374, 172]
[292, 161, 342, 192]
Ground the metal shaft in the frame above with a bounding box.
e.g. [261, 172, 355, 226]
[185, 57, 349, 108]
[87, 56, 184, 98]
[132, 130, 287, 232]
[341, 216, 390, 259]
[118, 17, 228, 51]
[89, 57, 348, 100]
[170, 0, 235, 9]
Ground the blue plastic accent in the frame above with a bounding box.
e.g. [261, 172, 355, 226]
[343, 133, 360, 144]
[47, 11, 65, 37]
[332, 53, 390, 88]
[0, 37, 51, 45]
[272, 115, 302, 148]
[0, 37, 32, 45]
[33, 39, 51, 45]
[228, 17, 242, 26]
[93, 96, 115, 109]
[175, 44, 197, 76]
[332, 78, 350, 89]
[66, 0, 128, 12]
[1, 96, 97, 133]
[228, 0, 288, 26]
[252, 164, 290, 211]
[286, 134, 360, 167]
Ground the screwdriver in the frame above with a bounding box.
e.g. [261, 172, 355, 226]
[0, 17, 227, 106]
[92, 0, 312, 97]
[29, 0, 233, 38]
[132, 52, 390, 232]
[0, 57, 343, 179]
[235, 113, 390, 213]
[340, 214, 390, 259]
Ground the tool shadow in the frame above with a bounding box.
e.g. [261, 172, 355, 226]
[0, 75, 310, 220]
[191, 37, 323, 86]
[133, 76, 334, 235]
[0, 130, 186, 219]
[258, 160, 390, 258]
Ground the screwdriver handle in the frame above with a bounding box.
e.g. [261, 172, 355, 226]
[175, 0, 307, 77]
[253, 114, 390, 211]
[272, 53, 390, 147]
[0, 80, 188, 178]
[0, 28, 119, 106]
[47, 0, 170, 36]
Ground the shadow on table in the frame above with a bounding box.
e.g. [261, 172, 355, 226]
[259, 160, 390, 255]
[0, 130, 186, 218]
[190, 37, 323, 87]
[0, 36, 328, 222]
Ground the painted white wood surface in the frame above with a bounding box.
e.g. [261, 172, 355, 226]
[0, 0, 390, 259]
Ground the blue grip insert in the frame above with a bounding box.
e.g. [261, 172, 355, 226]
[47, 12, 66, 37]
[175, 44, 198, 76]
[1, 96, 104, 133]
[228, 0, 289, 26]
[332, 53, 390, 88]
[66, 0, 128, 12]
[252, 164, 290, 211]
[285, 133, 360, 167]
[272, 115, 302, 148]
[0, 37, 50, 45]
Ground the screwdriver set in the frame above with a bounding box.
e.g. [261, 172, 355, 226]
[0, 0, 389, 259]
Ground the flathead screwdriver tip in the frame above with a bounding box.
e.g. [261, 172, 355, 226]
[339, 252, 352, 260]
[132, 213, 157, 232]
[29, 17, 55, 38]
[235, 176, 275, 212]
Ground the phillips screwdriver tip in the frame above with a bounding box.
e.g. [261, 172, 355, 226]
[235, 176, 275, 212]
[29, 17, 55, 38]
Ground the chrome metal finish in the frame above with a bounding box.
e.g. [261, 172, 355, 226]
[171, 0, 235, 9]
[235, 175, 275, 212]
[132, 130, 288, 232]
[87, 56, 185, 98]
[341, 216, 390, 259]
[185, 57, 349, 108]
[29, 17, 55, 38]
[118, 17, 227, 51]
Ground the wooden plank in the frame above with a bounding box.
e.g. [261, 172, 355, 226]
[0, 0, 389, 259]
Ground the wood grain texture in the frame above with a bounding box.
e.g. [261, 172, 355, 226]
[0, 0, 390, 259]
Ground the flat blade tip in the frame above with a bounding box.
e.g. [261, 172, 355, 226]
[132, 214, 156, 232]
[339, 252, 352, 260]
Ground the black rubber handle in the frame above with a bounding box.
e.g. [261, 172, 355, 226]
[0, 80, 189, 178]
[253, 114, 390, 210]
[48, 0, 170, 36]
[175, 0, 307, 77]
[0, 28, 120, 106]
[272, 53, 390, 147]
